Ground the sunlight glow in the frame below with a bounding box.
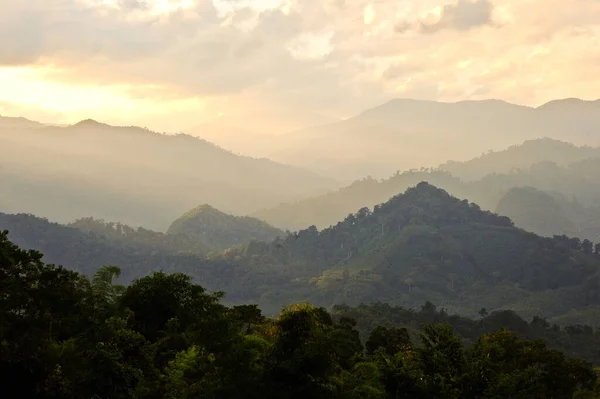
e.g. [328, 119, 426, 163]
[0, 66, 209, 129]
[364, 3, 376, 25]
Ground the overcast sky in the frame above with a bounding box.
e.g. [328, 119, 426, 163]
[1, 0, 599, 132]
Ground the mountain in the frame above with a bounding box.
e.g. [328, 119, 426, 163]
[167, 204, 285, 251]
[0, 211, 283, 303]
[253, 171, 466, 231]
[495, 187, 575, 237]
[268, 98, 600, 180]
[0, 119, 336, 230]
[440, 138, 600, 181]
[255, 139, 600, 234]
[243, 183, 600, 320]
[496, 187, 600, 241]
[0, 114, 45, 129]
[0, 212, 208, 281]
[6, 183, 600, 324]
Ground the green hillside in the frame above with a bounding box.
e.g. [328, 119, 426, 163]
[253, 171, 466, 231]
[167, 204, 285, 251]
[4, 183, 600, 324]
[0, 212, 285, 304]
[241, 183, 600, 318]
[255, 140, 600, 238]
[0, 213, 210, 282]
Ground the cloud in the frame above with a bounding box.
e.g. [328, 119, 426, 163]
[420, 0, 494, 33]
[0, 0, 599, 131]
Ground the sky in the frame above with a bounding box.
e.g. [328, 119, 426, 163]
[0, 0, 599, 133]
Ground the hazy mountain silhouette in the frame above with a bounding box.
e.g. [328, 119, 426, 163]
[496, 187, 600, 241]
[440, 138, 600, 180]
[0, 119, 335, 230]
[495, 187, 576, 237]
[268, 98, 600, 180]
[0, 114, 45, 129]
[255, 138, 600, 234]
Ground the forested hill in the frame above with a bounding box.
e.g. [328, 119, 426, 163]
[232, 184, 600, 321]
[0, 119, 334, 230]
[167, 204, 285, 251]
[0, 213, 210, 279]
[4, 183, 600, 325]
[255, 140, 600, 234]
[253, 171, 466, 231]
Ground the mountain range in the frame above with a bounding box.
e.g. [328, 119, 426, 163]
[0, 117, 334, 230]
[265, 98, 600, 180]
[4, 97, 600, 232]
[254, 138, 600, 241]
[4, 97, 600, 325]
[3, 183, 600, 326]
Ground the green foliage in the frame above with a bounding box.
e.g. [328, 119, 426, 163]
[69, 217, 211, 253]
[332, 302, 600, 366]
[237, 183, 600, 318]
[167, 204, 285, 251]
[5, 183, 600, 325]
[1, 233, 599, 398]
[365, 326, 411, 355]
[119, 272, 225, 342]
[0, 213, 210, 281]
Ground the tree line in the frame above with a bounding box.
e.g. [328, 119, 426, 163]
[1, 230, 600, 398]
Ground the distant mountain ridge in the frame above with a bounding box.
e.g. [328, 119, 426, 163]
[0, 114, 46, 129]
[255, 138, 600, 234]
[496, 187, 600, 242]
[0, 118, 336, 230]
[268, 98, 600, 180]
[439, 138, 600, 181]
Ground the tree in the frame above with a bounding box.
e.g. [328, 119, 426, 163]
[465, 329, 596, 398]
[414, 324, 466, 398]
[90, 265, 124, 313]
[118, 272, 226, 343]
[2, 233, 600, 399]
[230, 304, 265, 334]
[365, 326, 411, 355]
[0, 231, 93, 397]
[263, 303, 361, 399]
